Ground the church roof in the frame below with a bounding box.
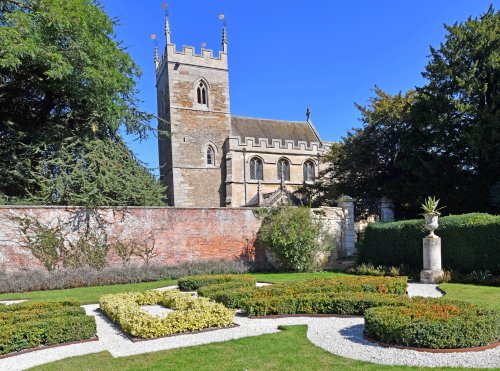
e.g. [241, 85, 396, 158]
[231, 116, 321, 145]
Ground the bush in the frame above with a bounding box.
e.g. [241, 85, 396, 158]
[359, 213, 500, 275]
[346, 263, 401, 277]
[257, 206, 332, 272]
[100, 290, 234, 339]
[0, 301, 96, 355]
[0, 259, 250, 294]
[177, 274, 256, 291]
[365, 299, 500, 349]
[242, 292, 407, 316]
[198, 276, 408, 310]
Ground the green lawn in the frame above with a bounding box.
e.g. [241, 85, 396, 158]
[0, 279, 176, 305]
[439, 282, 500, 310]
[0, 272, 345, 304]
[31, 325, 463, 371]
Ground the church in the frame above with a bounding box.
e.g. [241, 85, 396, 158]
[156, 14, 332, 207]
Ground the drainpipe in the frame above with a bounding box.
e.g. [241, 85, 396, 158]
[243, 148, 247, 205]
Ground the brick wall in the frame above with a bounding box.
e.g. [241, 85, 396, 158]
[0, 207, 264, 272]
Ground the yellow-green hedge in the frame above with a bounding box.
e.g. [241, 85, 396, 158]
[100, 290, 234, 339]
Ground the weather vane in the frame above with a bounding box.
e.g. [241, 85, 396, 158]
[219, 13, 226, 27]
[162, 1, 168, 16]
[150, 33, 158, 46]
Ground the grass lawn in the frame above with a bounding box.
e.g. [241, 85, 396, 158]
[439, 282, 500, 310]
[32, 325, 461, 371]
[0, 279, 176, 305]
[0, 272, 345, 304]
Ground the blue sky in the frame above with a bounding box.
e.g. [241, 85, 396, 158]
[101, 0, 496, 175]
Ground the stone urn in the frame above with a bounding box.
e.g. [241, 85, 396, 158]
[424, 212, 439, 237]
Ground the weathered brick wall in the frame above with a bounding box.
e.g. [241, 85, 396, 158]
[0, 207, 264, 272]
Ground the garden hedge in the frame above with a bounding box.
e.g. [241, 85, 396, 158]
[359, 213, 500, 275]
[198, 276, 408, 310]
[0, 301, 96, 355]
[364, 299, 500, 349]
[241, 292, 408, 316]
[177, 274, 256, 291]
[100, 290, 234, 338]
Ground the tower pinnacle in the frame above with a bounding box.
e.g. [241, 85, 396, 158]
[154, 46, 159, 69]
[220, 14, 227, 53]
[165, 13, 171, 44]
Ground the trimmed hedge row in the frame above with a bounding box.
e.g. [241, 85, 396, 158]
[365, 299, 500, 349]
[242, 292, 407, 316]
[177, 274, 256, 291]
[100, 290, 234, 339]
[0, 301, 96, 355]
[197, 276, 408, 310]
[359, 213, 500, 275]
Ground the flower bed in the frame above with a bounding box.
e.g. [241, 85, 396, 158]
[364, 299, 500, 349]
[177, 274, 256, 291]
[197, 276, 408, 310]
[0, 301, 96, 355]
[99, 290, 234, 339]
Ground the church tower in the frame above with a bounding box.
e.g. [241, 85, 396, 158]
[156, 14, 231, 206]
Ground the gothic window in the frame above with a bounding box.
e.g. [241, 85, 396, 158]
[249, 157, 263, 180]
[277, 158, 290, 181]
[303, 160, 315, 182]
[206, 146, 215, 166]
[197, 81, 208, 106]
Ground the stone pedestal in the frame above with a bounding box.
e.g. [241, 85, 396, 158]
[420, 236, 444, 283]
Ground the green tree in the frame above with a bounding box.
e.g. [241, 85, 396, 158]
[0, 0, 165, 205]
[313, 6, 499, 218]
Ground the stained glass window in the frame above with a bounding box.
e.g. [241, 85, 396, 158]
[250, 157, 263, 180]
[277, 159, 290, 181]
[303, 160, 315, 182]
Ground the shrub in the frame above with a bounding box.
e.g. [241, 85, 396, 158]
[0, 301, 96, 355]
[365, 299, 500, 349]
[0, 259, 250, 294]
[257, 206, 333, 272]
[359, 213, 500, 275]
[177, 274, 256, 291]
[100, 290, 234, 339]
[198, 276, 408, 310]
[241, 292, 407, 316]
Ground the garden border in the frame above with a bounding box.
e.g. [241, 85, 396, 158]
[363, 333, 500, 353]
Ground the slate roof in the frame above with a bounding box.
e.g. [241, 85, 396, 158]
[231, 116, 321, 145]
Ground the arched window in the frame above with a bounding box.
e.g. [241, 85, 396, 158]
[277, 158, 290, 181]
[303, 160, 315, 182]
[249, 157, 263, 180]
[206, 146, 215, 166]
[197, 81, 208, 105]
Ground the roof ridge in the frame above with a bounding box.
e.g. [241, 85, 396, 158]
[232, 115, 308, 125]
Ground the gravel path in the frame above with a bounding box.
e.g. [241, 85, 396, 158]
[407, 282, 444, 298]
[1, 283, 498, 370]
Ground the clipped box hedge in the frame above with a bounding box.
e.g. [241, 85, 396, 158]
[177, 274, 256, 291]
[198, 276, 408, 310]
[365, 299, 500, 349]
[359, 213, 500, 275]
[242, 292, 408, 316]
[100, 290, 234, 339]
[0, 301, 96, 355]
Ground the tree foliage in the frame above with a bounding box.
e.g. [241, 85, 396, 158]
[314, 6, 499, 218]
[0, 0, 165, 206]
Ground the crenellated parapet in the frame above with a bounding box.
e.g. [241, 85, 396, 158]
[228, 136, 331, 153]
